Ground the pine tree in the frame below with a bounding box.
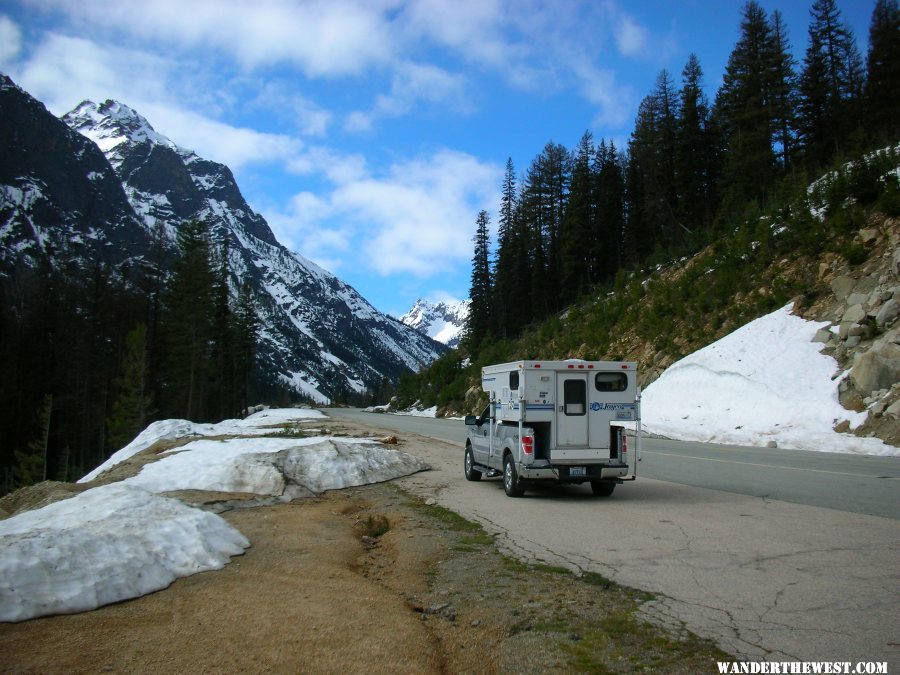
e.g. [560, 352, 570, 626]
[161, 219, 216, 421]
[677, 54, 713, 234]
[864, 0, 900, 143]
[232, 283, 258, 416]
[561, 131, 595, 298]
[715, 1, 778, 210]
[464, 210, 493, 353]
[798, 0, 865, 168]
[768, 10, 799, 172]
[493, 158, 518, 336]
[210, 236, 234, 419]
[107, 323, 152, 451]
[14, 394, 52, 488]
[594, 140, 625, 280]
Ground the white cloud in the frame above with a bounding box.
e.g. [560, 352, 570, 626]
[24, 0, 398, 77]
[0, 15, 22, 66]
[269, 149, 500, 278]
[330, 150, 500, 276]
[347, 60, 470, 131]
[615, 15, 649, 57]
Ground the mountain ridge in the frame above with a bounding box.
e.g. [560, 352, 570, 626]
[0, 74, 446, 403]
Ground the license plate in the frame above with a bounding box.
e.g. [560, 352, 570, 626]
[570, 466, 586, 477]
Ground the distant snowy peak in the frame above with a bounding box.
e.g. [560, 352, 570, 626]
[63, 100, 178, 161]
[400, 298, 469, 348]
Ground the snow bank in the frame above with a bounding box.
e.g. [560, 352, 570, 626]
[640, 303, 896, 456]
[3, 408, 430, 622]
[79, 407, 325, 482]
[0, 483, 249, 622]
[124, 436, 429, 495]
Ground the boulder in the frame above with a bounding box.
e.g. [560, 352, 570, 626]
[842, 304, 867, 325]
[851, 344, 900, 396]
[859, 228, 879, 245]
[893, 248, 900, 278]
[812, 327, 833, 344]
[831, 275, 855, 302]
[846, 292, 869, 308]
[875, 299, 900, 328]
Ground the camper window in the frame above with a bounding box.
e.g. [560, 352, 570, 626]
[563, 379, 586, 415]
[509, 372, 519, 390]
[595, 372, 627, 392]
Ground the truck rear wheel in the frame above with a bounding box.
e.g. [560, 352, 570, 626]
[503, 455, 525, 497]
[591, 481, 616, 497]
[464, 446, 482, 481]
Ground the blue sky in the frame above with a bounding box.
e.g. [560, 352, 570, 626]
[0, 0, 875, 317]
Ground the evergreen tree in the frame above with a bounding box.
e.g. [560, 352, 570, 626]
[594, 140, 625, 280]
[715, 1, 778, 210]
[210, 236, 234, 419]
[492, 158, 518, 336]
[161, 219, 216, 421]
[232, 283, 258, 416]
[677, 54, 713, 234]
[464, 210, 493, 353]
[798, 0, 865, 168]
[864, 0, 900, 143]
[768, 10, 799, 172]
[107, 323, 152, 451]
[14, 394, 52, 488]
[561, 131, 595, 298]
[520, 142, 570, 315]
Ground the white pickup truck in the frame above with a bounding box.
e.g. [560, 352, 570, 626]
[464, 359, 641, 497]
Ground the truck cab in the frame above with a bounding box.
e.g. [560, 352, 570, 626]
[464, 360, 641, 497]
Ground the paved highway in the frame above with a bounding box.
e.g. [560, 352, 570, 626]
[328, 409, 899, 518]
[325, 408, 900, 667]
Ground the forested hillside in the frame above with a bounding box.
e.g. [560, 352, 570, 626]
[396, 0, 900, 413]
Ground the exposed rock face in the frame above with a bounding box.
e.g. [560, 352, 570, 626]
[807, 219, 900, 444]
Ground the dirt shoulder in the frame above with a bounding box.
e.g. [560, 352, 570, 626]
[0, 420, 728, 674]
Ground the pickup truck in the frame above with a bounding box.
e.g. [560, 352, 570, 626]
[464, 359, 640, 497]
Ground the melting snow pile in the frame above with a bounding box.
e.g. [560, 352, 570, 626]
[1, 408, 429, 622]
[641, 303, 897, 456]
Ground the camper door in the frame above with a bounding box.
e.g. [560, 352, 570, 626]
[556, 373, 589, 447]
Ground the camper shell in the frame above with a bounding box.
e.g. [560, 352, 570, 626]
[464, 359, 641, 497]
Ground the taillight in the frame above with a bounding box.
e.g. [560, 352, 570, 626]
[521, 435, 534, 455]
[622, 434, 628, 454]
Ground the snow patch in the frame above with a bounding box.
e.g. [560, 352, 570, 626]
[638, 303, 896, 455]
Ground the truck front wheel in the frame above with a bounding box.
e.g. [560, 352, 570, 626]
[503, 455, 525, 497]
[591, 481, 616, 497]
[464, 445, 482, 481]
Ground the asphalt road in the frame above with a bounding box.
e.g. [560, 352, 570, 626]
[331, 409, 899, 518]
[326, 408, 900, 667]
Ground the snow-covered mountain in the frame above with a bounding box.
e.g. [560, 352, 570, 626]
[0, 75, 446, 401]
[399, 298, 469, 348]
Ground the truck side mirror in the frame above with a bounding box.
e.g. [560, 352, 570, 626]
[464, 415, 477, 426]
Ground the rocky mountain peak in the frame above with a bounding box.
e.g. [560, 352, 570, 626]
[400, 298, 469, 348]
[64, 100, 174, 154]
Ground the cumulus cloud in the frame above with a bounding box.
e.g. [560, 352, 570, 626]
[330, 150, 500, 276]
[269, 149, 500, 278]
[0, 15, 22, 66]
[22, 0, 397, 77]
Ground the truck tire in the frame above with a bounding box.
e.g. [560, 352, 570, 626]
[590, 481, 616, 497]
[503, 454, 525, 497]
[464, 445, 482, 481]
